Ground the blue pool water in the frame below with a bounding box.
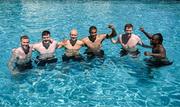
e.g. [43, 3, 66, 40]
[0, 0, 180, 106]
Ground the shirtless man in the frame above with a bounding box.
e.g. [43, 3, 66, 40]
[58, 29, 84, 61]
[111, 24, 149, 57]
[140, 27, 173, 66]
[8, 35, 33, 74]
[33, 30, 58, 66]
[81, 24, 117, 58]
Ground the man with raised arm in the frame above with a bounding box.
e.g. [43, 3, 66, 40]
[139, 27, 173, 66]
[82, 24, 117, 58]
[111, 24, 150, 57]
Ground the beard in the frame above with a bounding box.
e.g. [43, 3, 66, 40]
[92, 35, 96, 38]
[70, 38, 77, 46]
[22, 45, 30, 54]
[43, 40, 51, 49]
[126, 33, 132, 35]
[43, 39, 51, 43]
[71, 38, 77, 41]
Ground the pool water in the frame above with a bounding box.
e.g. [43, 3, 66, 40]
[0, 0, 180, 106]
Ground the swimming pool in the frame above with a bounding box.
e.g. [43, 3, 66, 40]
[0, 0, 180, 106]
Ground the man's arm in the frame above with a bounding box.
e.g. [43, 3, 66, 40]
[57, 40, 67, 48]
[111, 38, 118, 44]
[79, 40, 85, 47]
[137, 36, 152, 48]
[139, 27, 153, 39]
[32, 43, 39, 51]
[53, 40, 60, 49]
[144, 46, 166, 58]
[80, 38, 88, 47]
[111, 36, 120, 44]
[8, 50, 18, 74]
[106, 24, 117, 39]
[140, 42, 152, 48]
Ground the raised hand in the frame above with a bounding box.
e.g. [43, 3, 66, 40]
[108, 24, 115, 29]
[139, 27, 144, 32]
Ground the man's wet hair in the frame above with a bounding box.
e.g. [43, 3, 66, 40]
[153, 33, 163, 44]
[20, 35, 29, 41]
[124, 24, 133, 31]
[89, 26, 97, 33]
[42, 30, 50, 37]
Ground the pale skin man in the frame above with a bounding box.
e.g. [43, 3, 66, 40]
[8, 35, 33, 74]
[33, 30, 58, 66]
[81, 24, 117, 58]
[111, 24, 150, 57]
[58, 29, 84, 61]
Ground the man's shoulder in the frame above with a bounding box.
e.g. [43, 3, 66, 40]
[12, 47, 21, 53]
[34, 41, 41, 45]
[32, 42, 41, 47]
[131, 34, 141, 39]
[98, 34, 106, 38]
[29, 44, 33, 47]
[160, 45, 165, 49]
[118, 34, 123, 37]
[119, 34, 125, 40]
[51, 39, 57, 44]
[81, 36, 88, 41]
[77, 40, 84, 44]
[132, 34, 139, 37]
[62, 40, 69, 45]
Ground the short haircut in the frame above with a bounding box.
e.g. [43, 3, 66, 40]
[89, 26, 97, 33]
[42, 30, 50, 37]
[70, 29, 78, 35]
[124, 24, 133, 31]
[153, 33, 163, 44]
[20, 35, 29, 41]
